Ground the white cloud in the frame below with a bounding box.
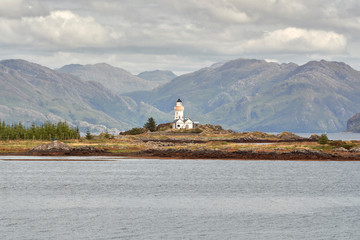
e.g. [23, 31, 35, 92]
[0, 10, 121, 48]
[245, 28, 347, 53]
[265, 59, 278, 63]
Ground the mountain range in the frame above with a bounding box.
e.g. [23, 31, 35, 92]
[0, 59, 168, 134]
[58, 63, 175, 94]
[127, 58, 360, 132]
[1, 58, 360, 133]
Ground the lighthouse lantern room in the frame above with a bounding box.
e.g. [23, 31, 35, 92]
[174, 98, 184, 120]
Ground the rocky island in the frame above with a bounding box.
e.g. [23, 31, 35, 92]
[1, 124, 360, 161]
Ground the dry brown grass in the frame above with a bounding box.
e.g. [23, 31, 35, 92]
[2, 135, 359, 155]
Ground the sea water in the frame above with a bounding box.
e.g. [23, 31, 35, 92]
[291, 132, 360, 141]
[1, 157, 359, 239]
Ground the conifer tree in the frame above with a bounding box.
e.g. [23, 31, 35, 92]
[86, 129, 93, 140]
[144, 117, 156, 132]
[0, 120, 79, 140]
[104, 130, 110, 139]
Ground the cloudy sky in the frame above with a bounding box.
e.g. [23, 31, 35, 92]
[1, 0, 360, 74]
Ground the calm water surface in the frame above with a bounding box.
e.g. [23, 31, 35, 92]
[296, 132, 360, 141]
[1, 157, 360, 239]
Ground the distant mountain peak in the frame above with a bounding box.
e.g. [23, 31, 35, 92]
[57, 64, 84, 72]
[137, 70, 177, 83]
[58, 62, 171, 94]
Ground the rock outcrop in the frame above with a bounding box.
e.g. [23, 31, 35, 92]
[277, 132, 306, 141]
[31, 141, 72, 152]
[137, 148, 343, 160]
[347, 113, 360, 132]
[29, 141, 106, 155]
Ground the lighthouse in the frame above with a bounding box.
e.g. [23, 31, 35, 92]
[174, 98, 184, 120]
[172, 98, 198, 129]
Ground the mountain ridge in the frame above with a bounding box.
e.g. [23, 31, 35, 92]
[1, 58, 360, 133]
[126, 58, 360, 132]
[347, 113, 360, 132]
[0, 59, 168, 133]
[58, 63, 159, 94]
[137, 70, 177, 84]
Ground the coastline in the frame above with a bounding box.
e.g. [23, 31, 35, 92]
[1, 131, 360, 161]
[2, 147, 360, 161]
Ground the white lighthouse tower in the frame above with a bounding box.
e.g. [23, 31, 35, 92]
[174, 98, 184, 120]
[172, 98, 197, 129]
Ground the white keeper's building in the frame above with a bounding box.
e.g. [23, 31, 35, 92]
[172, 99, 199, 129]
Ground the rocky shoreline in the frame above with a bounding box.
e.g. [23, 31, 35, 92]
[1, 130, 359, 161]
[18, 140, 360, 161]
[134, 148, 360, 161]
[28, 140, 107, 156]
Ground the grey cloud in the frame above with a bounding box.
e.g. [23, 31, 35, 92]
[0, 0, 48, 18]
[1, 0, 360, 73]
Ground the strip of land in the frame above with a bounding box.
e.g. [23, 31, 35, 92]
[1, 129, 360, 161]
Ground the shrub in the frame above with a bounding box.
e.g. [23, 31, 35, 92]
[173, 128, 203, 134]
[330, 140, 343, 148]
[342, 144, 354, 150]
[156, 123, 172, 131]
[318, 134, 328, 144]
[104, 130, 110, 139]
[123, 127, 147, 135]
[190, 128, 203, 133]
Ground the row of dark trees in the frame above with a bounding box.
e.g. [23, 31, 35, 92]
[0, 121, 80, 140]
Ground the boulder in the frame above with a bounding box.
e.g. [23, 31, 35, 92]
[309, 134, 320, 141]
[277, 132, 304, 140]
[29, 140, 106, 155]
[333, 147, 349, 152]
[30, 140, 73, 152]
[350, 147, 360, 152]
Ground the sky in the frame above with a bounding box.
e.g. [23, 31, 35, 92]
[1, 0, 360, 74]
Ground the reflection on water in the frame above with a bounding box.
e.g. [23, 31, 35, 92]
[268, 132, 360, 141]
[0, 156, 125, 161]
[1, 158, 360, 240]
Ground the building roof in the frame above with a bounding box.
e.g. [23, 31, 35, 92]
[184, 118, 193, 123]
[173, 119, 184, 123]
